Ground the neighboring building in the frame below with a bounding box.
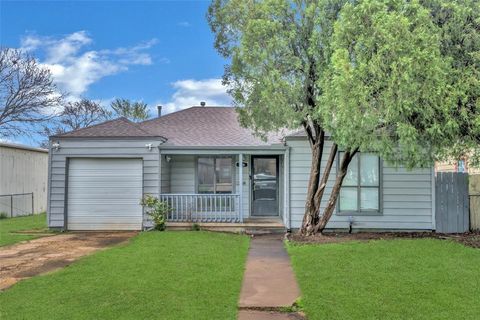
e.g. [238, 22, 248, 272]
[436, 157, 480, 174]
[0, 142, 48, 215]
[47, 106, 435, 231]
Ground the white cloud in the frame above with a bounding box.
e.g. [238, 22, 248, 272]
[156, 78, 232, 114]
[20, 31, 160, 98]
[0, 137, 24, 145]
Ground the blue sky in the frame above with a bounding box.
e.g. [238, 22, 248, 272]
[1, 0, 232, 144]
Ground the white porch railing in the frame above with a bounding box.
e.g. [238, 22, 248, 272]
[159, 194, 242, 223]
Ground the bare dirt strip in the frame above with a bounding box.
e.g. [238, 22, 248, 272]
[0, 232, 136, 290]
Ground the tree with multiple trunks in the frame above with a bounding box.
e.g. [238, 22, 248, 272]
[0, 48, 62, 138]
[39, 98, 112, 147]
[207, 0, 472, 235]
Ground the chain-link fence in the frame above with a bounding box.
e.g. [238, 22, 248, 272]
[0, 193, 34, 218]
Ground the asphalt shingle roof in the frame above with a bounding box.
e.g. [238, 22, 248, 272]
[140, 107, 285, 146]
[53, 117, 162, 139]
[54, 107, 294, 146]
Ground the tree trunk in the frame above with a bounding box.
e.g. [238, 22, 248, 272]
[313, 143, 338, 212]
[313, 148, 358, 233]
[300, 139, 323, 235]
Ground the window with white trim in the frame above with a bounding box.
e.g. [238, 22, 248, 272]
[339, 152, 380, 213]
[197, 157, 233, 194]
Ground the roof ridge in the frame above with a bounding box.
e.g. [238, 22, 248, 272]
[139, 106, 237, 125]
[126, 117, 165, 138]
[52, 116, 167, 139]
[52, 117, 128, 138]
[140, 106, 197, 125]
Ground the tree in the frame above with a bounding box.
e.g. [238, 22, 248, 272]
[0, 48, 63, 138]
[39, 98, 111, 147]
[316, 0, 450, 230]
[420, 0, 480, 166]
[208, 0, 454, 234]
[110, 98, 150, 122]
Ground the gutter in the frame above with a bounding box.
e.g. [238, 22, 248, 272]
[0, 142, 48, 153]
[158, 145, 288, 150]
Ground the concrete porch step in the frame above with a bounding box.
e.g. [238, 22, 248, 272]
[166, 219, 286, 234]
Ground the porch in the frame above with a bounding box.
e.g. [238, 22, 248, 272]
[158, 147, 290, 228]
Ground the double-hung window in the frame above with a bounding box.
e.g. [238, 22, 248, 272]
[197, 157, 233, 194]
[339, 152, 381, 213]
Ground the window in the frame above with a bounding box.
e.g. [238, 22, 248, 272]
[457, 160, 466, 173]
[197, 157, 233, 194]
[339, 152, 380, 213]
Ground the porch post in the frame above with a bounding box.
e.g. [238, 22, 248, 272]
[284, 149, 290, 229]
[159, 149, 162, 196]
[238, 153, 243, 222]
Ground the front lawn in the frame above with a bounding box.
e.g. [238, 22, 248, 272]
[287, 239, 480, 320]
[0, 213, 48, 246]
[0, 231, 249, 320]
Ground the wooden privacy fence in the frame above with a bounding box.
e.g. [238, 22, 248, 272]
[435, 172, 469, 233]
[469, 174, 480, 231]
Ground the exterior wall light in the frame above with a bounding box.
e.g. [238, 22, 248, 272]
[52, 142, 60, 151]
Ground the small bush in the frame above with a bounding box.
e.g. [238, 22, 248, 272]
[0, 212, 8, 219]
[140, 195, 172, 231]
[192, 223, 201, 231]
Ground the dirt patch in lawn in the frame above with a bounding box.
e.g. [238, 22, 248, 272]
[287, 231, 480, 248]
[0, 232, 136, 290]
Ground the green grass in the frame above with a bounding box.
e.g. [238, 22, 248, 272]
[0, 231, 249, 320]
[287, 239, 480, 320]
[0, 213, 48, 246]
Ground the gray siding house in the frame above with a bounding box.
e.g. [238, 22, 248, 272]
[47, 106, 435, 231]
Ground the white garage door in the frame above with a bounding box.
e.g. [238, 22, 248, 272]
[67, 158, 143, 230]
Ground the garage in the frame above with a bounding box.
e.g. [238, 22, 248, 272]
[67, 158, 143, 230]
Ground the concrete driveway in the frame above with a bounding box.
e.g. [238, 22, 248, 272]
[0, 232, 136, 290]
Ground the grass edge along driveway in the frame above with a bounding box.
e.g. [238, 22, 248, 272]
[0, 231, 250, 320]
[287, 238, 480, 320]
[0, 213, 49, 246]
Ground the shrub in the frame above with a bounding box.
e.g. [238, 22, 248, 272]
[0, 212, 8, 219]
[192, 223, 201, 231]
[140, 195, 172, 231]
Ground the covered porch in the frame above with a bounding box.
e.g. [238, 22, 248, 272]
[158, 146, 290, 228]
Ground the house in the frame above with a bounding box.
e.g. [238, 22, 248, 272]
[436, 157, 480, 174]
[1, 142, 48, 216]
[47, 106, 435, 231]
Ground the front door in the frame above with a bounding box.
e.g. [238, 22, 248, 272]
[251, 156, 278, 216]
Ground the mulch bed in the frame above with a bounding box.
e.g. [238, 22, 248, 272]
[287, 231, 480, 249]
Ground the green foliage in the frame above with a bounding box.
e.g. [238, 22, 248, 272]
[208, 0, 347, 135]
[110, 98, 150, 122]
[421, 0, 480, 166]
[0, 232, 250, 320]
[140, 195, 171, 231]
[191, 223, 201, 231]
[288, 239, 480, 319]
[320, 0, 450, 168]
[208, 0, 479, 168]
[0, 212, 8, 219]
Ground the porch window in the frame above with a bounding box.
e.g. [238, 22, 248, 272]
[339, 152, 380, 213]
[197, 157, 233, 194]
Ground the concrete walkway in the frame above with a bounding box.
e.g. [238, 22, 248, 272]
[238, 234, 302, 320]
